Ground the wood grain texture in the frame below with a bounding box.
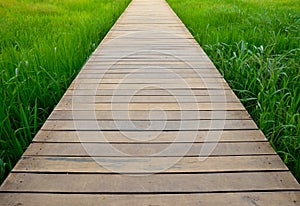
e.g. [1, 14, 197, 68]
[13, 155, 287, 173]
[54, 102, 245, 111]
[41, 119, 258, 131]
[59, 94, 239, 103]
[1, 172, 299, 193]
[65, 88, 236, 96]
[1, 192, 299, 206]
[33, 130, 267, 143]
[48, 110, 250, 120]
[68, 82, 230, 90]
[23, 142, 276, 156]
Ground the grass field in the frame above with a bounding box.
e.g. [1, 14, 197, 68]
[0, 0, 130, 184]
[167, 0, 300, 181]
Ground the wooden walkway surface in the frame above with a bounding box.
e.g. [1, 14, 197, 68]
[1, 0, 299, 205]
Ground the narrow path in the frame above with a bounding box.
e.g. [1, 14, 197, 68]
[0, 0, 299, 205]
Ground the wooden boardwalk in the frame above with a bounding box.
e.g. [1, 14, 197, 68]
[1, 0, 299, 205]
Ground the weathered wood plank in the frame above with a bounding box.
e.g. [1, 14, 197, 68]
[91, 51, 206, 56]
[1, 192, 299, 206]
[23, 142, 276, 156]
[77, 73, 223, 78]
[1, 172, 299, 193]
[81, 63, 216, 69]
[68, 82, 229, 90]
[33, 130, 266, 143]
[41, 119, 258, 131]
[48, 110, 249, 120]
[65, 89, 236, 96]
[54, 102, 245, 111]
[60, 95, 239, 103]
[13, 155, 287, 173]
[89, 56, 209, 60]
[73, 77, 226, 83]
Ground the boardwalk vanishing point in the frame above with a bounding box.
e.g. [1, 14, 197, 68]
[0, 0, 299, 205]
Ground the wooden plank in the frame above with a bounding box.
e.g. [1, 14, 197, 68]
[1, 192, 299, 206]
[95, 42, 204, 46]
[33, 130, 267, 143]
[92, 43, 202, 47]
[73, 77, 226, 83]
[77, 73, 222, 78]
[91, 51, 205, 55]
[54, 102, 245, 111]
[13, 155, 287, 173]
[95, 39, 198, 42]
[73, 77, 224, 83]
[48, 110, 250, 120]
[101, 31, 192, 34]
[41, 120, 258, 131]
[82, 63, 215, 68]
[88, 54, 209, 59]
[81, 66, 215, 70]
[60, 95, 239, 103]
[68, 82, 229, 90]
[93, 47, 204, 52]
[1, 172, 299, 193]
[23, 142, 276, 156]
[65, 89, 236, 96]
[95, 45, 204, 49]
[86, 57, 212, 62]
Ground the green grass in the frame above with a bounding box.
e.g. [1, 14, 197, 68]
[0, 0, 130, 184]
[167, 0, 300, 181]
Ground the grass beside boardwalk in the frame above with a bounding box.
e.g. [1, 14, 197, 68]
[0, 0, 130, 184]
[167, 0, 300, 181]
